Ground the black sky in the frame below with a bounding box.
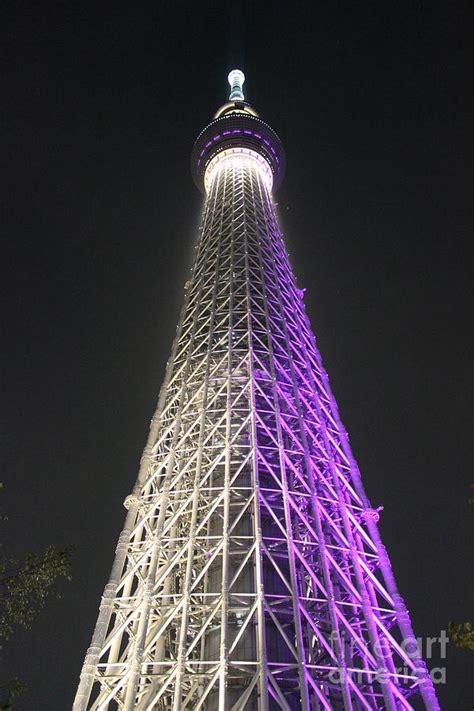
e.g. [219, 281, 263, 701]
[2, 1, 473, 708]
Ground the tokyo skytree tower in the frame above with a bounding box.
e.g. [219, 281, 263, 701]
[74, 70, 439, 710]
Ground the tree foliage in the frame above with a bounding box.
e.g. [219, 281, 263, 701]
[448, 621, 474, 651]
[0, 484, 73, 706]
[0, 678, 24, 711]
[0, 545, 72, 640]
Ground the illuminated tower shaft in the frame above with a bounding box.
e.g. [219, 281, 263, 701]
[75, 71, 439, 710]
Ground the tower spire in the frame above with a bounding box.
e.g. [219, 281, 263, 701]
[228, 68, 245, 100]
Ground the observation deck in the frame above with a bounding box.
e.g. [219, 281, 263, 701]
[191, 69, 286, 193]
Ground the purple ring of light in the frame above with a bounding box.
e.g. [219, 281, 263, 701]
[191, 114, 285, 193]
[196, 130, 281, 170]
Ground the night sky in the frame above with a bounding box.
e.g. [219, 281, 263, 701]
[2, 2, 473, 708]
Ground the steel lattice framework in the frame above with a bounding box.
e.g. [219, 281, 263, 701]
[75, 71, 439, 710]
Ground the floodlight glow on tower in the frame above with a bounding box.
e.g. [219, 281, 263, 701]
[74, 71, 439, 710]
